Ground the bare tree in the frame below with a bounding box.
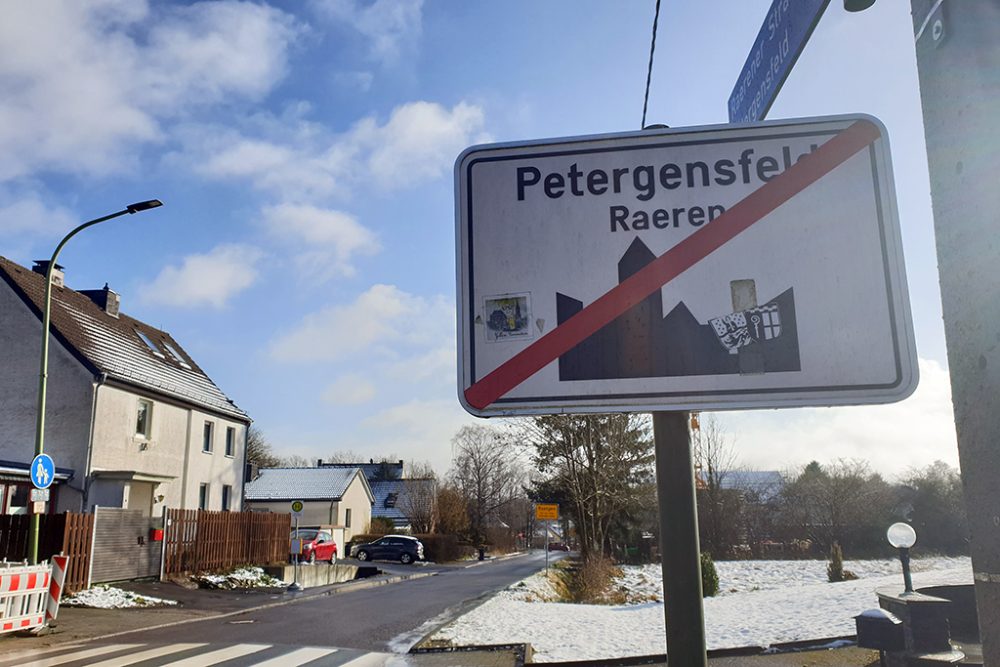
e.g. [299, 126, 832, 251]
[436, 483, 470, 536]
[448, 425, 526, 543]
[322, 450, 366, 464]
[246, 426, 282, 468]
[280, 454, 315, 468]
[692, 415, 744, 557]
[399, 462, 438, 534]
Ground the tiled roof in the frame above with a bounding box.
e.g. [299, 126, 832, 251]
[245, 467, 367, 501]
[0, 257, 248, 421]
[370, 479, 436, 527]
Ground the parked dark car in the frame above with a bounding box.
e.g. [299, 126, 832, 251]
[352, 535, 424, 564]
[291, 528, 338, 563]
[548, 541, 570, 552]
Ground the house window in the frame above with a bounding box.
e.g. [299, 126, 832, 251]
[225, 427, 235, 457]
[345, 508, 352, 528]
[203, 421, 214, 453]
[136, 399, 152, 437]
[221, 485, 232, 512]
[199, 483, 209, 510]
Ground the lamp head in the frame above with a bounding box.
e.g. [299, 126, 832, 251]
[887, 522, 917, 549]
[126, 200, 163, 214]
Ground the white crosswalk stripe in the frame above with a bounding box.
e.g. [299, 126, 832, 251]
[3, 642, 395, 667]
[14, 644, 144, 667]
[162, 643, 271, 666]
[247, 646, 339, 667]
[86, 643, 207, 667]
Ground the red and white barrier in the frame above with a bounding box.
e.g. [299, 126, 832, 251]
[0, 561, 49, 634]
[46, 555, 68, 622]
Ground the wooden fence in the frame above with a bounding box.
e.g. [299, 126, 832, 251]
[163, 510, 290, 576]
[0, 513, 94, 594]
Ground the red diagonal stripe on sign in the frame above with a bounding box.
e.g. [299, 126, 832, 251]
[465, 119, 882, 410]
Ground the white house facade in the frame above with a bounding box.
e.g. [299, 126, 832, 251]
[0, 257, 250, 517]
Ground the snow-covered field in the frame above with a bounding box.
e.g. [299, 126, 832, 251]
[430, 557, 972, 662]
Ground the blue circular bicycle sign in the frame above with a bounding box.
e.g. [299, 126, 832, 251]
[30, 453, 55, 490]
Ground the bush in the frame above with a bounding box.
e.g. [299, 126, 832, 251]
[369, 517, 395, 535]
[701, 552, 719, 597]
[412, 534, 462, 562]
[571, 555, 620, 603]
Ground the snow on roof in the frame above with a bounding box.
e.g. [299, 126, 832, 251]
[370, 479, 436, 527]
[0, 257, 248, 422]
[245, 467, 367, 501]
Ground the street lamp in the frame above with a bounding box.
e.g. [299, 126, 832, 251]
[887, 522, 917, 594]
[28, 200, 163, 564]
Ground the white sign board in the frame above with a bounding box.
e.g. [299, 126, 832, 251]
[456, 115, 916, 416]
[290, 500, 304, 519]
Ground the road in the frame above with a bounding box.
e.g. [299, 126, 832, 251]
[115, 551, 558, 654]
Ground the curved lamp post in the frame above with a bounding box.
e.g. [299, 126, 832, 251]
[887, 521, 917, 594]
[28, 200, 163, 564]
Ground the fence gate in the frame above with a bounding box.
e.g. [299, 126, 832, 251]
[90, 508, 160, 584]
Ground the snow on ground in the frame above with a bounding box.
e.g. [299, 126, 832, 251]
[192, 566, 286, 589]
[62, 585, 178, 609]
[430, 557, 972, 663]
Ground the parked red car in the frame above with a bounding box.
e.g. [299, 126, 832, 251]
[291, 528, 337, 563]
[547, 542, 570, 552]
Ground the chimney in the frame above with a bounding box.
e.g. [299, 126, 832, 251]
[31, 260, 65, 288]
[79, 284, 121, 318]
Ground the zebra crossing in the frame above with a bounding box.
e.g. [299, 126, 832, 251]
[0, 642, 410, 667]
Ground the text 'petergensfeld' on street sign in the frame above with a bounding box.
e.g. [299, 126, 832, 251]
[455, 115, 917, 417]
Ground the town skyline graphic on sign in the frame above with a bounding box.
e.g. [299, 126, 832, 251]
[555, 238, 801, 380]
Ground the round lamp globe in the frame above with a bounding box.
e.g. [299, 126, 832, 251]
[887, 522, 917, 549]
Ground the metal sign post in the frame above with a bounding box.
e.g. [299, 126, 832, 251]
[654, 412, 706, 666]
[288, 500, 304, 592]
[535, 504, 558, 573]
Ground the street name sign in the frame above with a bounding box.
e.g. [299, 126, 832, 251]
[728, 0, 831, 124]
[535, 504, 559, 521]
[30, 454, 55, 490]
[456, 115, 917, 417]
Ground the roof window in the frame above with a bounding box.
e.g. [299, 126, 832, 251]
[162, 340, 191, 369]
[136, 330, 165, 358]
[384, 493, 398, 508]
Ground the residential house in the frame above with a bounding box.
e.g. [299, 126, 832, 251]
[243, 467, 374, 556]
[0, 257, 250, 517]
[318, 460, 436, 532]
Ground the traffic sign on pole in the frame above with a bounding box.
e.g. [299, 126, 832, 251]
[30, 454, 55, 490]
[728, 0, 832, 124]
[456, 116, 916, 417]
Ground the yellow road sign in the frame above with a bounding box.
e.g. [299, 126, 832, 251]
[535, 503, 559, 521]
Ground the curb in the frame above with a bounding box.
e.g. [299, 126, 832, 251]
[462, 551, 530, 569]
[87, 571, 438, 642]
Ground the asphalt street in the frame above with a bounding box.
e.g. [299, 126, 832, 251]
[108, 551, 559, 654]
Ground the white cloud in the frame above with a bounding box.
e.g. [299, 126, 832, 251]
[0, 1, 300, 181]
[270, 283, 450, 362]
[322, 374, 377, 405]
[718, 358, 959, 477]
[178, 100, 487, 200]
[359, 398, 480, 474]
[313, 0, 423, 66]
[261, 203, 379, 279]
[140, 244, 263, 308]
[354, 101, 489, 188]
[0, 192, 77, 239]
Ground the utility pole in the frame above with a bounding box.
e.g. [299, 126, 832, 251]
[910, 1, 1000, 660]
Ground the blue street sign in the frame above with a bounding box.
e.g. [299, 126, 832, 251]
[728, 0, 831, 124]
[30, 453, 55, 490]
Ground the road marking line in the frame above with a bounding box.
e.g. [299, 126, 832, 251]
[85, 643, 207, 667]
[162, 643, 271, 666]
[338, 654, 394, 667]
[249, 647, 339, 666]
[12, 644, 145, 667]
[463, 119, 881, 410]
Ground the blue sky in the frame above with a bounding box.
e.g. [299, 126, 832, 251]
[0, 1, 957, 476]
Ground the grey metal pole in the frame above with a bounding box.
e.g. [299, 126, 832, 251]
[910, 1, 1000, 659]
[28, 200, 162, 565]
[653, 411, 706, 666]
[545, 520, 549, 572]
